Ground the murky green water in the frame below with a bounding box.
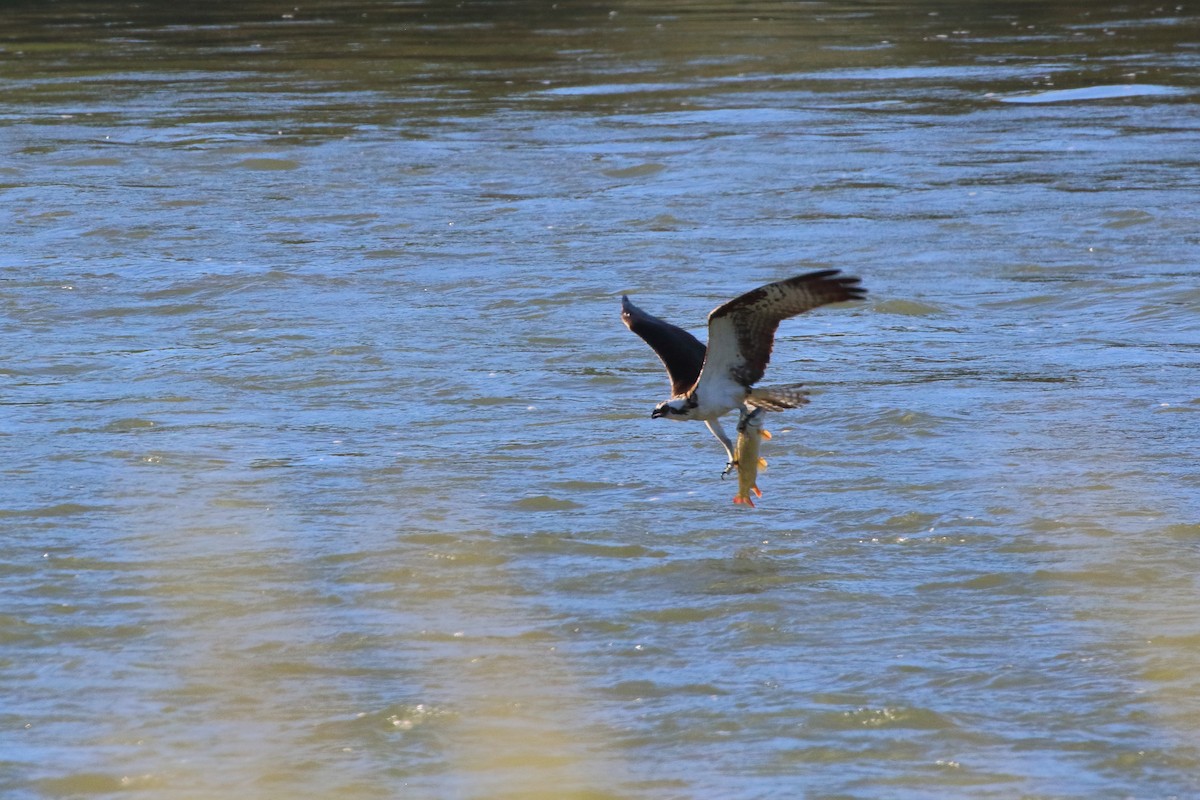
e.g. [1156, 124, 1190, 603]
[3, 2, 1199, 798]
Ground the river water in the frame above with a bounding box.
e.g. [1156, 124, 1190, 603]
[3, 2, 1199, 798]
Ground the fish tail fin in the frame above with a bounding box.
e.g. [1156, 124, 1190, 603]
[747, 383, 809, 412]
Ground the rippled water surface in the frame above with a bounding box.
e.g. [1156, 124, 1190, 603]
[3, 2, 1200, 798]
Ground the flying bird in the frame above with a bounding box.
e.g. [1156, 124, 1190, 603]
[621, 269, 866, 471]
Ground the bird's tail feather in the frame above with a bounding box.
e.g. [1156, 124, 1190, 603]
[747, 384, 810, 412]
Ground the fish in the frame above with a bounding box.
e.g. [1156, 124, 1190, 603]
[733, 410, 770, 507]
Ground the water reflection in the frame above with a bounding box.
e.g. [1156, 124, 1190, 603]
[2, 1, 1199, 798]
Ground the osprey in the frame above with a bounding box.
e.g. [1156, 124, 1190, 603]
[621, 269, 866, 471]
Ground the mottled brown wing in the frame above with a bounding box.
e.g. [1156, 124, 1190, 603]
[705, 270, 866, 387]
[621, 295, 707, 396]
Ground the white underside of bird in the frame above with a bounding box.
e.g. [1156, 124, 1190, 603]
[622, 269, 866, 476]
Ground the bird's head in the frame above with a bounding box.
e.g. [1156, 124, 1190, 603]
[651, 398, 691, 420]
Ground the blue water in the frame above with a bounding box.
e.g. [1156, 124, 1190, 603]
[2, 2, 1199, 798]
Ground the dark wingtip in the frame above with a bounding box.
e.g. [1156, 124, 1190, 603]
[841, 275, 868, 301]
[802, 268, 841, 280]
[788, 269, 869, 303]
[620, 294, 643, 324]
[843, 281, 867, 300]
[815, 270, 868, 301]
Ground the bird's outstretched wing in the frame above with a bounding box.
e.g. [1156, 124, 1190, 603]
[699, 270, 866, 390]
[621, 295, 707, 396]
